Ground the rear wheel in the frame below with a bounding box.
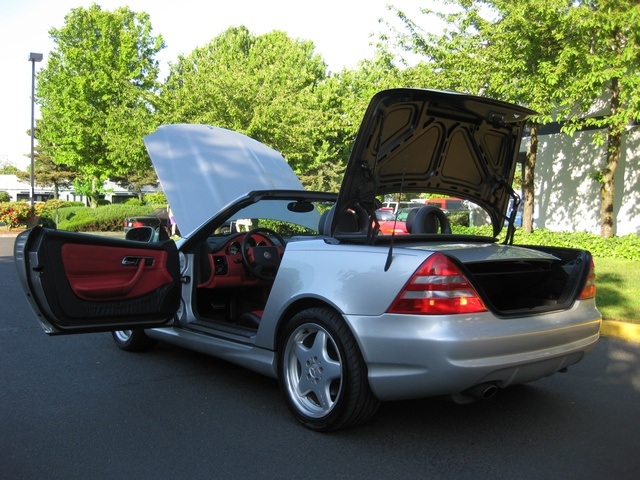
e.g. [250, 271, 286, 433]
[112, 330, 158, 352]
[278, 307, 379, 431]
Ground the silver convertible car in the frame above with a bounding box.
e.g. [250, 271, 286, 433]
[14, 89, 601, 431]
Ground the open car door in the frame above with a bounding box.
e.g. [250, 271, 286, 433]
[14, 227, 181, 335]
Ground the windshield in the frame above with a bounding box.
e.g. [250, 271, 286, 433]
[211, 197, 335, 237]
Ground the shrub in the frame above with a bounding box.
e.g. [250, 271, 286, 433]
[0, 191, 10, 202]
[452, 225, 640, 261]
[509, 229, 640, 261]
[35, 200, 82, 217]
[34, 200, 85, 228]
[144, 191, 167, 205]
[0, 201, 33, 229]
[448, 211, 469, 227]
[56, 204, 157, 232]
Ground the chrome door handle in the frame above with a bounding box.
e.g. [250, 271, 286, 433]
[122, 256, 154, 267]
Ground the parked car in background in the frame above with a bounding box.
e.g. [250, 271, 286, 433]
[424, 197, 467, 212]
[124, 206, 180, 237]
[14, 88, 600, 431]
[375, 208, 408, 234]
[395, 207, 414, 222]
[123, 206, 170, 232]
[380, 201, 423, 214]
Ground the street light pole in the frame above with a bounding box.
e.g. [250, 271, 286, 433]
[28, 52, 43, 208]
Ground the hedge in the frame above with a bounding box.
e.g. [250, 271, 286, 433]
[55, 204, 159, 232]
[454, 225, 640, 261]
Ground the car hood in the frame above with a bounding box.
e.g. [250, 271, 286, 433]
[335, 88, 535, 236]
[144, 124, 305, 238]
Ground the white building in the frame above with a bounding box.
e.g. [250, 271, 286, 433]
[0, 174, 157, 204]
[520, 124, 639, 236]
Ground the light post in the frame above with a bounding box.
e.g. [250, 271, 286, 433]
[28, 52, 43, 208]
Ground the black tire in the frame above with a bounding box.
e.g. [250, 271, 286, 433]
[278, 307, 380, 431]
[111, 330, 158, 352]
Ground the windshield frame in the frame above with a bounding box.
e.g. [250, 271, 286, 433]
[179, 190, 338, 249]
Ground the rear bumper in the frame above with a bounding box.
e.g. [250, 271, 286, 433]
[345, 300, 601, 401]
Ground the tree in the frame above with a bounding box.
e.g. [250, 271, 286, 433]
[384, 0, 640, 237]
[109, 169, 159, 201]
[556, 0, 640, 237]
[160, 27, 350, 181]
[36, 4, 164, 206]
[17, 142, 76, 199]
[0, 161, 19, 175]
[382, 1, 570, 233]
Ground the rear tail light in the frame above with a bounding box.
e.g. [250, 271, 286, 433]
[388, 253, 487, 315]
[578, 257, 596, 300]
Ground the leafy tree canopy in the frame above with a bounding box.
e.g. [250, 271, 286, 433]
[380, 0, 640, 237]
[160, 26, 347, 176]
[36, 3, 164, 205]
[17, 140, 77, 200]
[0, 161, 20, 174]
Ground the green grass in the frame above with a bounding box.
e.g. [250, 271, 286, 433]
[594, 257, 640, 324]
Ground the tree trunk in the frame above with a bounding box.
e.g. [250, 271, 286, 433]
[522, 123, 538, 233]
[90, 177, 99, 208]
[600, 137, 618, 238]
[601, 77, 620, 238]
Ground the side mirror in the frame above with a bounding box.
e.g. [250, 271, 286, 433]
[125, 226, 157, 242]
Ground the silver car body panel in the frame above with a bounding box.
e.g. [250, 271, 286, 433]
[144, 124, 305, 238]
[142, 237, 600, 396]
[344, 301, 600, 400]
[144, 326, 277, 378]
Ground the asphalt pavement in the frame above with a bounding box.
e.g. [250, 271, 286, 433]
[1, 234, 639, 479]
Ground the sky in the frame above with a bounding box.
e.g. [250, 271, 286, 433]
[0, 0, 430, 171]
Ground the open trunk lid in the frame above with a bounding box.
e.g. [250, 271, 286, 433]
[335, 88, 535, 237]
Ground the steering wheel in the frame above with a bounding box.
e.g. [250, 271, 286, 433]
[241, 228, 286, 281]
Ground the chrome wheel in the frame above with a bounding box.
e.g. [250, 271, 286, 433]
[278, 308, 380, 431]
[282, 322, 343, 418]
[111, 329, 157, 352]
[113, 330, 133, 343]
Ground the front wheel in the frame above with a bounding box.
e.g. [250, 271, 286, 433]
[278, 307, 379, 431]
[112, 330, 157, 352]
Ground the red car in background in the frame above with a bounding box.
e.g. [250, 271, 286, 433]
[376, 208, 408, 234]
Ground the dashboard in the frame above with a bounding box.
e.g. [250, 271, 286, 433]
[198, 232, 279, 288]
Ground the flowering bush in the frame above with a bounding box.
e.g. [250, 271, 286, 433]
[0, 202, 33, 229]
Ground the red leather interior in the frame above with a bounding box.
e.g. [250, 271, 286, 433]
[61, 244, 174, 301]
[197, 233, 282, 289]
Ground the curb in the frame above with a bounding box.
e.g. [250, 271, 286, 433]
[600, 320, 640, 343]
